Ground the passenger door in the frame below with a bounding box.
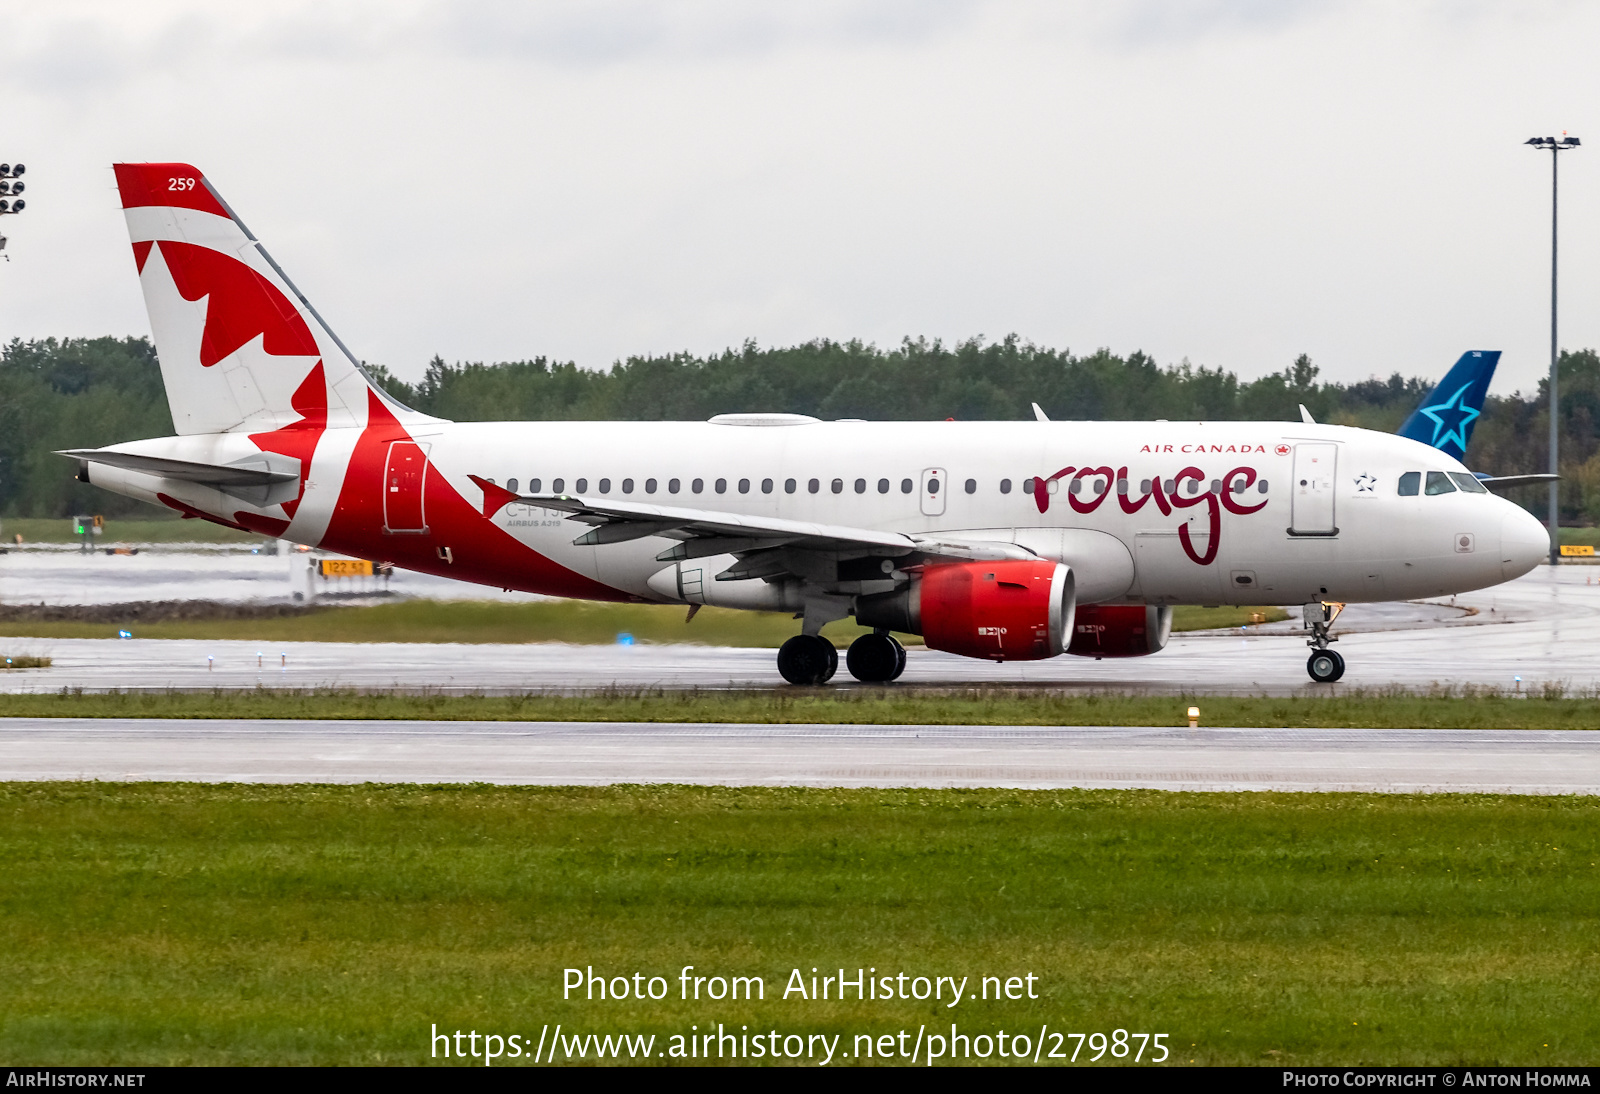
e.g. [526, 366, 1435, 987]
[384, 441, 430, 534]
[1290, 443, 1338, 536]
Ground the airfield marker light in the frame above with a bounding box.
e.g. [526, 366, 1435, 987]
[257, 652, 263, 668]
[1187, 705, 1200, 729]
[617, 632, 635, 646]
[1527, 131, 1581, 566]
[208, 656, 214, 671]
[281, 652, 287, 668]
[118, 630, 131, 640]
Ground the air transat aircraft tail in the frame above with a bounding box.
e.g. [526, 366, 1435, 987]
[66, 162, 1552, 686]
[1397, 350, 1499, 461]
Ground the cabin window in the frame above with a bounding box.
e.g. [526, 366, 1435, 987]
[901, 478, 913, 494]
[1258, 479, 1269, 493]
[645, 478, 657, 494]
[761, 478, 774, 494]
[1163, 478, 1176, 494]
[1000, 478, 1012, 494]
[1023, 477, 1035, 493]
[738, 478, 751, 493]
[1209, 479, 1221, 494]
[832, 478, 844, 494]
[668, 478, 680, 493]
[808, 478, 820, 494]
[575, 478, 588, 493]
[620, 478, 633, 494]
[1068, 479, 1081, 494]
[692, 478, 704, 493]
[552, 478, 565, 493]
[1425, 471, 1456, 495]
[854, 478, 867, 494]
[598, 478, 611, 493]
[715, 478, 727, 494]
[878, 478, 890, 494]
[506, 478, 518, 493]
[964, 478, 976, 494]
[785, 478, 797, 494]
[529, 478, 542, 493]
[1449, 472, 1489, 494]
[1116, 478, 1129, 495]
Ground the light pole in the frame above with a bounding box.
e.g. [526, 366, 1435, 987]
[0, 162, 25, 260]
[1526, 135, 1580, 565]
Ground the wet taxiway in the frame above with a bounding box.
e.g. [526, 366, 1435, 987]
[2, 719, 1595, 793]
[0, 566, 1589, 695]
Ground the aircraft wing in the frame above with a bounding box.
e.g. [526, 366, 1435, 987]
[1477, 473, 1561, 490]
[470, 476, 1033, 563]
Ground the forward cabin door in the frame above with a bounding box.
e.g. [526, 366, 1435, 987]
[1290, 443, 1338, 536]
[920, 468, 946, 517]
[384, 441, 430, 534]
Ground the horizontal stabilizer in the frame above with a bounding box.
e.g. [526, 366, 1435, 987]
[60, 448, 301, 507]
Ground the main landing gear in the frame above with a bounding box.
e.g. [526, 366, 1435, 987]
[1303, 601, 1346, 683]
[845, 632, 907, 683]
[777, 634, 838, 685]
[776, 632, 907, 685]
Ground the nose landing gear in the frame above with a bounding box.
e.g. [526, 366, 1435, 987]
[1303, 601, 1346, 683]
[777, 634, 838, 685]
[845, 632, 907, 683]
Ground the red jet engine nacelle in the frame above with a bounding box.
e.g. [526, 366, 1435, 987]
[1065, 604, 1173, 658]
[858, 558, 1075, 661]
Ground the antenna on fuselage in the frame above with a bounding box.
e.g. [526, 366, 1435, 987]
[1298, 404, 1316, 425]
[1032, 402, 1050, 422]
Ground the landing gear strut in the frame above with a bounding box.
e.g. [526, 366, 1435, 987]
[845, 632, 906, 683]
[1303, 601, 1346, 683]
[777, 634, 838, 685]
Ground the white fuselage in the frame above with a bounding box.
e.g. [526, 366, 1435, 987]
[93, 416, 1551, 607]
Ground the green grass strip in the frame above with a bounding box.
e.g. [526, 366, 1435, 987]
[0, 687, 1597, 729]
[1, 783, 1596, 1065]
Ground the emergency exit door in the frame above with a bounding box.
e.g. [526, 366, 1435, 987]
[920, 468, 946, 516]
[1290, 443, 1337, 536]
[384, 441, 430, 534]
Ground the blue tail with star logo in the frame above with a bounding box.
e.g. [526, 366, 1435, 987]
[1396, 350, 1499, 461]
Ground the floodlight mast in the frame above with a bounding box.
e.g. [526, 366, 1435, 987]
[0, 161, 25, 260]
[1525, 135, 1580, 565]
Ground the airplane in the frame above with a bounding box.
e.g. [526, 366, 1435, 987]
[1395, 349, 1561, 491]
[64, 162, 1551, 686]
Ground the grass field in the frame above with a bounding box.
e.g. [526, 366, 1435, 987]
[0, 598, 1287, 646]
[0, 783, 1595, 1066]
[0, 686, 1596, 729]
[1, 516, 260, 545]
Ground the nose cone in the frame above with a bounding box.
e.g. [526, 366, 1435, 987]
[1501, 507, 1551, 580]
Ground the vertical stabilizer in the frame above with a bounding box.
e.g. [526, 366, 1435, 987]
[1396, 350, 1500, 461]
[113, 162, 427, 436]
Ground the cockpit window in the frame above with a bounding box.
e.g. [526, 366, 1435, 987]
[1398, 471, 1420, 496]
[1424, 471, 1456, 495]
[1449, 472, 1489, 494]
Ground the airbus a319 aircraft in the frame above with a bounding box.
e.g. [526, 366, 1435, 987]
[66, 163, 1551, 685]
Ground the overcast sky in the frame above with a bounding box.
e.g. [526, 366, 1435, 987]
[2, 0, 1598, 396]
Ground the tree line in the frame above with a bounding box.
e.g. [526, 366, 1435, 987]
[2, 334, 1594, 522]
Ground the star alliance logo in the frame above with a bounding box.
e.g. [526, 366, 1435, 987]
[1418, 382, 1481, 455]
[1354, 472, 1376, 493]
